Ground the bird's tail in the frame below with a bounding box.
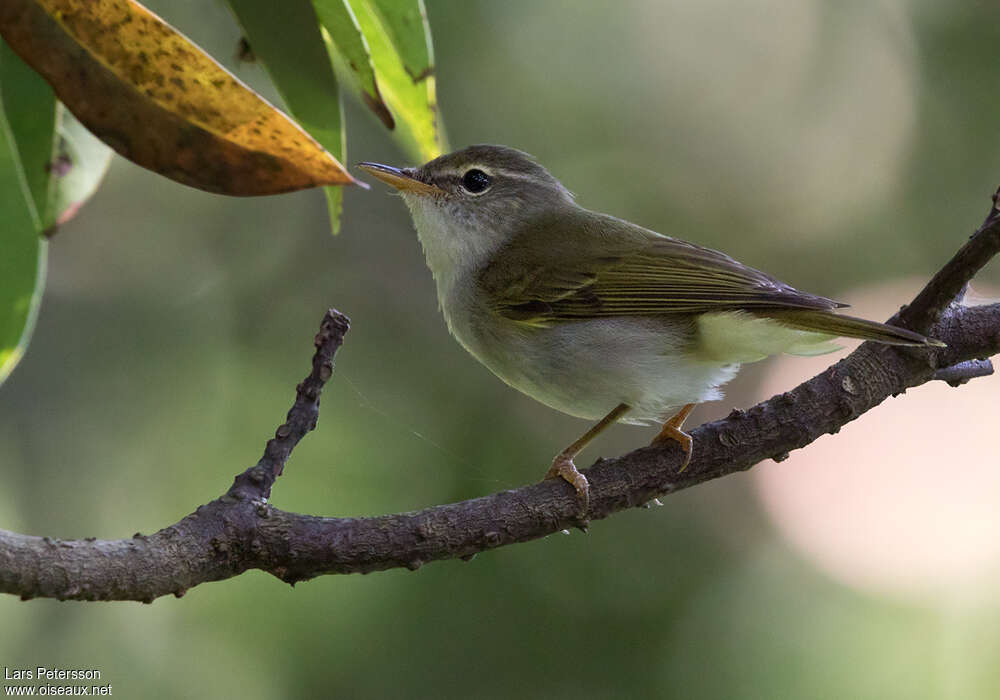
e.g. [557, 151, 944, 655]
[758, 310, 945, 347]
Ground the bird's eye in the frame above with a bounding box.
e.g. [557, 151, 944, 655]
[461, 169, 491, 194]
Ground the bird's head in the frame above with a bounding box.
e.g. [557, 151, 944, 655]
[359, 145, 576, 284]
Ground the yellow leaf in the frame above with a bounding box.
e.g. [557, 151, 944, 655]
[0, 0, 361, 196]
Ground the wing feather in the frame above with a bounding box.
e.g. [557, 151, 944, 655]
[479, 211, 842, 326]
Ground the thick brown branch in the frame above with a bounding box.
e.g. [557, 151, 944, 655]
[1, 191, 999, 601]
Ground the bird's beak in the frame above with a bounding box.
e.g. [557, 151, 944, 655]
[357, 162, 444, 196]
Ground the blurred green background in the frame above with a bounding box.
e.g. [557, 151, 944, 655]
[2, 1, 1000, 697]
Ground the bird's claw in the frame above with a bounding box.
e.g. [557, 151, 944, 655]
[545, 454, 590, 516]
[652, 404, 695, 472]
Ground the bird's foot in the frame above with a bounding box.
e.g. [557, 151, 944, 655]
[652, 403, 695, 472]
[545, 454, 590, 515]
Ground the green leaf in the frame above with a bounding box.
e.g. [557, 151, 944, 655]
[226, 0, 349, 233]
[346, 0, 443, 161]
[0, 72, 46, 386]
[369, 0, 433, 84]
[312, 0, 394, 130]
[46, 105, 115, 230]
[1, 39, 114, 231]
[0, 38, 54, 229]
[0, 40, 112, 386]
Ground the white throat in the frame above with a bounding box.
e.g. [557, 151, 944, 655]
[402, 194, 502, 302]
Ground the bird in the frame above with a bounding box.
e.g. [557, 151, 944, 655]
[358, 145, 942, 512]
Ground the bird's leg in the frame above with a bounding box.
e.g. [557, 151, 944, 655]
[652, 403, 696, 472]
[546, 403, 631, 514]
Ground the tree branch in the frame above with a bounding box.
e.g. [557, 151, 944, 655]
[894, 186, 1000, 332]
[933, 358, 993, 386]
[2, 189, 999, 601]
[229, 310, 351, 502]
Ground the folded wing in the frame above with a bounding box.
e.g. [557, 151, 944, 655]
[480, 212, 843, 326]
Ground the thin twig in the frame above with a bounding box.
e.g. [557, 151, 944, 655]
[933, 358, 994, 386]
[228, 310, 350, 501]
[894, 185, 1000, 333]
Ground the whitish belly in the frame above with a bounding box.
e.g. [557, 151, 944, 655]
[456, 313, 740, 424]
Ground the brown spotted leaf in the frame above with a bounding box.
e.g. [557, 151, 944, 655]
[0, 0, 360, 196]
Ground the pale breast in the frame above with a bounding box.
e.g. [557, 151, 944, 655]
[443, 288, 739, 423]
